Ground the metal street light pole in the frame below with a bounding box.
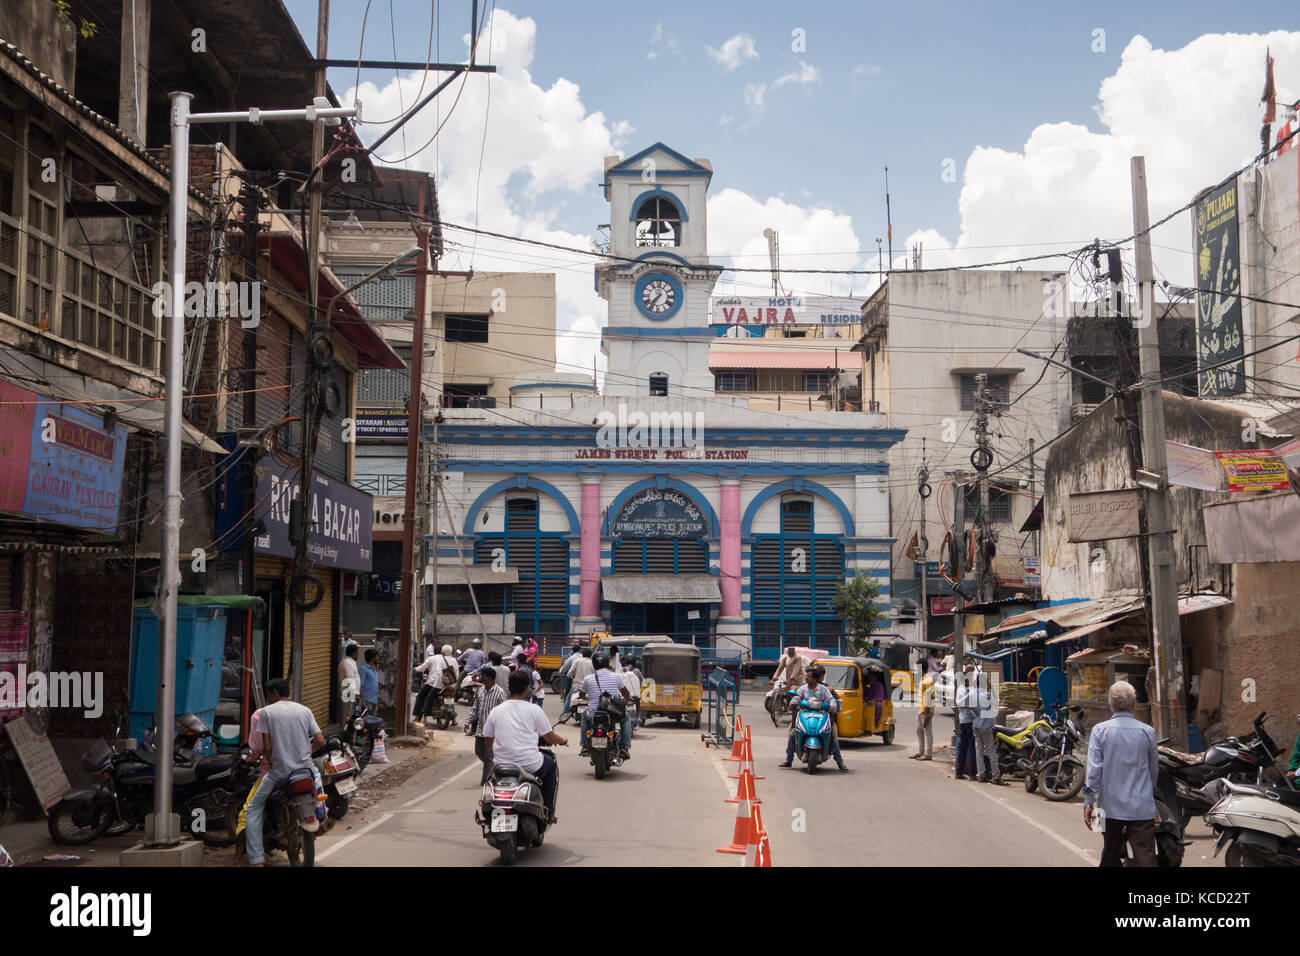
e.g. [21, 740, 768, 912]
[154, 91, 357, 849]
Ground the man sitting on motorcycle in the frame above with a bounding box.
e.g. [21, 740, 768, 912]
[780, 665, 847, 772]
[482, 668, 568, 823]
[458, 638, 486, 675]
[245, 679, 326, 867]
[579, 653, 632, 760]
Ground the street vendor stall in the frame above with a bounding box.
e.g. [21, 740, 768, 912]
[1065, 646, 1151, 727]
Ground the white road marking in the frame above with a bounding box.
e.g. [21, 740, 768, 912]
[967, 783, 1096, 864]
[316, 756, 477, 862]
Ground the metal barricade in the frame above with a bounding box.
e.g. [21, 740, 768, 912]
[702, 667, 737, 748]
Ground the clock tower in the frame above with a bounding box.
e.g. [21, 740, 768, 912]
[596, 143, 722, 398]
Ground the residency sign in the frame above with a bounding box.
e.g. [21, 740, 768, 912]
[0, 380, 127, 532]
[711, 294, 863, 327]
[1193, 180, 1245, 397]
[254, 457, 373, 570]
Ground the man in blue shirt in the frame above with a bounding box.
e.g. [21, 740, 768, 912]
[1083, 680, 1158, 867]
[781, 666, 847, 772]
[953, 664, 979, 779]
[359, 648, 380, 714]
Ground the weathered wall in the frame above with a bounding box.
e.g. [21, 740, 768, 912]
[1242, 150, 1300, 399]
[1219, 561, 1300, 736]
[0, 2, 76, 89]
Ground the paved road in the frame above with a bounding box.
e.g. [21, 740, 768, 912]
[318, 693, 1222, 867]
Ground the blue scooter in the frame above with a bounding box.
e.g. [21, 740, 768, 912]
[790, 692, 834, 774]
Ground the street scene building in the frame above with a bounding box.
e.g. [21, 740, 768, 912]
[0, 1, 1298, 909]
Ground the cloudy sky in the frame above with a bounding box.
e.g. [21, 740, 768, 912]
[287, 1, 1299, 377]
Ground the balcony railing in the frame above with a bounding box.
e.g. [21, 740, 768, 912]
[0, 212, 162, 376]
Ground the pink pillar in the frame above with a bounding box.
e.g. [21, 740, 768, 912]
[720, 478, 742, 618]
[579, 474, 602, 618]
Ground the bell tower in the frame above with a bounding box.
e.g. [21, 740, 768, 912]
[596, 143, 722, 398]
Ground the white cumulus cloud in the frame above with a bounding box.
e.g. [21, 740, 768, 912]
[773, 60, 821, 89]
[706, 33, 758, 71]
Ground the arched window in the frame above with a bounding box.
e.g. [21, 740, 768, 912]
[634, 196, 682, 247]
[649, 374, 668, 396]
[751, 497, 845, 657]
[474, 496, 569, 637]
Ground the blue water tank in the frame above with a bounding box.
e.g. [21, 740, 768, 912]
[129, 605, 228, 719]
[1187, 723, 1203, 753]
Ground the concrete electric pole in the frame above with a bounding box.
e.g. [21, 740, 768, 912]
[1130, 156, 1188, 749]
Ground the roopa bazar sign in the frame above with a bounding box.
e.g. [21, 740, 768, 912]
[254, 458, 373, 570]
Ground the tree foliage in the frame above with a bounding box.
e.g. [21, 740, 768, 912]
[832, 575, 888, 655]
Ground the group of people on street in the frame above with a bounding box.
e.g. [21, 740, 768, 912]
[948, 663, 1007, 785]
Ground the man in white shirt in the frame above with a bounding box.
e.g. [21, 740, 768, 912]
[621, 666, 641, 728]
[338, 642, 361, 716]
[483, 668, 568, 822]
[566, 649, 596, 711]
[580, 654, 632, 759]
[557, 644, 585, 710]
[245, 679, 325, 866]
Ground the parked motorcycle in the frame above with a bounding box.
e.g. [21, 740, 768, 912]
[47, 732, 240, 847]
[455, 670, 481, 707]
[343, 707, 385, 771]
[226, 758, 322, 868]
[1033, 709, 1086, 801]
[475, 747, 555, 866]
[1161, 712, 1291, 828]
[1207, 778, 1300, 866]
[313, 736, 360, 820]
[789, 693, 834, 774]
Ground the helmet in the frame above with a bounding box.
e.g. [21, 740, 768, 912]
[592, 653, 610, 669]
[512, 637, 523, 645]
[472, 638, 482, 646]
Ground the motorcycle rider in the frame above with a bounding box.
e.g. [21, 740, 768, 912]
[482, 668, 568, 823]
[769, 645, 806, 698]
[780, 665, 847, 772]
[458, 638, 486, 675]
[579, 653, 632, 760]
[245, 679, 326, 867]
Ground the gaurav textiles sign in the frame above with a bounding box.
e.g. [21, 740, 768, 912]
[1215, 449, 1291, 492]
[1193, 180, 1245, 397]
[0, 380, 127, 531]
[611, 487, 707, 538]
[711, 295, 863, 326]
[254, 458, 373, 570]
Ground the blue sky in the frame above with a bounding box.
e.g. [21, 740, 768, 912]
[285, 1, 1299, 370]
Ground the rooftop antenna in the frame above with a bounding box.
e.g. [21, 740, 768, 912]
[884, 166, 893, 275]
[763, 227, 781, 297]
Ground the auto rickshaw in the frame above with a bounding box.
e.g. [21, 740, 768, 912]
[638, 643, 703, 729]
[592, 634, 674, 664]
[818, 656, 896, 744]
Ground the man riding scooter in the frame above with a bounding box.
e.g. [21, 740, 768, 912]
[780, 665, 847, 772]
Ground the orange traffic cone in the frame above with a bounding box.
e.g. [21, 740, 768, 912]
[725, 765, 762, 805]
[725, 715, 746, 761]
[727, 726, 764, 781]
[747, 810, 772, 868]
[717, 783, 758, 854]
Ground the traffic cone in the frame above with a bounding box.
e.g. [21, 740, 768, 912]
[725, 715, 746, 761]
[725, 765, 762, 805]
[716, 784, 758, 854]
[744, 804, 770, 866]
[727, 726, 764, 780]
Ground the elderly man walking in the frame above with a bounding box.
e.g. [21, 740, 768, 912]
[1083, 680, 1159, 867]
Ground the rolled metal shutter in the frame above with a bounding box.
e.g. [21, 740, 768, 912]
[301, 571, 335, 726]
[0, 556, 13, 610]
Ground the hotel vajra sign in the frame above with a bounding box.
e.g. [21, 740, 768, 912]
[710, 294, 863, 327]
[1067, 488, 1142, 543]
[612, 488, 707, 538]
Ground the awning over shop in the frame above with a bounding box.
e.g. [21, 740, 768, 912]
[434, 565, 519, 586]
[1047, 615, 1136, 645]
[969, 646, 1019, 662]
[1000, 629, 1047, 647]
[984, 597, 1144, 636]
[1178, 594, 1233, 615]
[601, 573, 722, 604]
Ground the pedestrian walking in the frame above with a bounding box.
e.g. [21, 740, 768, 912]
[469, 666, 508, 785]
[953, 664, 978, 779]
[972, 674, 1005, 784]
[911, 671, 935, 760]
[1083, 680, 1159, 867]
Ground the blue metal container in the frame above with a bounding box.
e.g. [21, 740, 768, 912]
[128, 605, 228, 729]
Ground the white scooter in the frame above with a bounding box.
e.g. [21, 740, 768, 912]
[1206, 779, 1300, 866]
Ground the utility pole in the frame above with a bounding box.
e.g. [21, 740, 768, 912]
[237, 178, 263, 738]
[917, 439, 930, 643]
[1131, 156, 1188, 748]
[972, 374, 995, 602]
[396, 218, 432, 737]
[950, 470, 968, 752]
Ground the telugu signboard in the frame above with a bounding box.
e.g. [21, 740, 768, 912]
[611, 487, 707, 538]
[254, 458, 374, 570]
[710, 294, 864, 327]
[1193, 180, 1245, 397]
[1215, 449, 1291, 492]
[0, 380, 127, 532]
[1067, 489, 1142, 542]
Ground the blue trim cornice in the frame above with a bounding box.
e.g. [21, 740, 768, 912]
[607, 142, 712, 178]
[601, 477, 720, 537]
[462, 476, 580, 536]
[742, 479, 856, 537]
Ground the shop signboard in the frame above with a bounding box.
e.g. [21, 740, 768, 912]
[710, 294, 864, 327]
[254, 458, 374, 570]
[356, 406, 408, 439]
[1192, 179, 1245, 397]
[1215, 449, 1291, 492]
[1067, 489, 1141, 543]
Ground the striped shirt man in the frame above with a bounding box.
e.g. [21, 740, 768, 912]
[472, 683, 508, 738]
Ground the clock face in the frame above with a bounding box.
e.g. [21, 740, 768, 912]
[641, 279, 675, 314]
[634, 272, 683, 320]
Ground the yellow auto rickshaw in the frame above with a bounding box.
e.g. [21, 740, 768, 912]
[818, 656, 896, 744]
[638, 643, 703, 729]
[592, 634, 673, 662]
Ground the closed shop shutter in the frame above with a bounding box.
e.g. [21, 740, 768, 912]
[0, 556, 13, 610]
[301, 571, 335, 726]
